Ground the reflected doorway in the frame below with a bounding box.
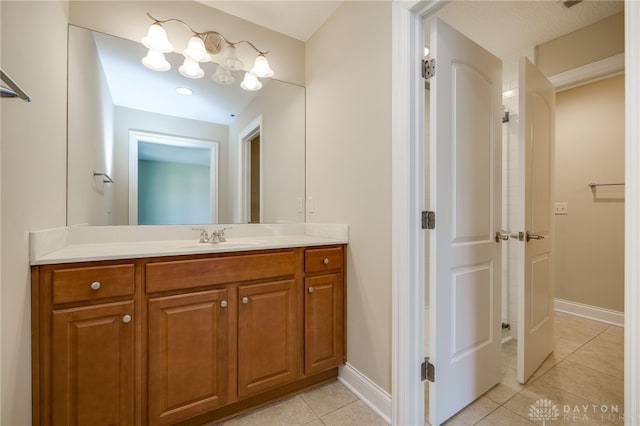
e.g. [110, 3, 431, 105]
[238, 115, 263, 224]
[129, 130, 219, 225]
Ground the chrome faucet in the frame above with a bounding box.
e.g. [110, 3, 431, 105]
[192, 227, 232, 243]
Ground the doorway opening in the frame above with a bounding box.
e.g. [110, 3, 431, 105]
[238, 115, 263, 224]
[128, 130, 219, 225]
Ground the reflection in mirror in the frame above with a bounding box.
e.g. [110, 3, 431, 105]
[67, 25, 305, 226]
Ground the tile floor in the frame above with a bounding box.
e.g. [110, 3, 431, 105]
[439, 312, 623, 425]
[212, 380, 387, 426]
[211, 312, 623, 425]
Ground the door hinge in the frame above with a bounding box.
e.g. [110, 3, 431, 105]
[421, 357, 435, 382]
[422, 58, 435, 80]
[421, 211, 435, 230]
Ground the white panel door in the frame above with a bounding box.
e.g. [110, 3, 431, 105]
[516, 57, 556, 383]
[428, 18, 503, 426]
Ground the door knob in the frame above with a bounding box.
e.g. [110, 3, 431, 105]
[494, 231, 510, 242]
[90, 281, 101, 290]
[308, 287, 315, 293]
[242, 297, 249, 304]
[122, 314, 132, 324]
[322, 258, 330, 265]
[510, 231, 544, 242]
[220, 300, 228, 308]
[525, 232, 544, 242]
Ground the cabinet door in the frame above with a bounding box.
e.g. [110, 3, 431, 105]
[148, 289, 228, 425]
[238, 279, 298, 397]
[51, 301, 134, 426]
[305, 274, 344, 375]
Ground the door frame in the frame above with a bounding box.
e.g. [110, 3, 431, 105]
[128, 130, 219, 225]
[236, 115, 263, 223]
[390, 1, 640, 425]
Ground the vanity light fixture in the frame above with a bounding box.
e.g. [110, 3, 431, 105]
[141, 12, 274, 91]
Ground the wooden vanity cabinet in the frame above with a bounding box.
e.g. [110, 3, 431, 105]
[33, 245, 346, 426]
[304, 247, 346, 375]
[237, 279, 299, 398]
[148, 289, 229, 425]
[32, 262, 138, 426]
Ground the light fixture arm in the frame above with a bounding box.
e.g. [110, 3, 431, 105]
[146, 12, 269, 56]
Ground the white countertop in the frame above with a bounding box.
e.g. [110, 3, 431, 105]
[30, 223, 348, 265]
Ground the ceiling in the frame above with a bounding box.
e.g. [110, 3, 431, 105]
[430, 0, 624, 59]
[197, 1, 344, 41]
[198, 1, 622, 58]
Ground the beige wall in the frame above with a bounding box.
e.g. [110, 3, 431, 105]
[67, 24, 116, 226]
[305, 1, 392, 392]
[536, 12, 624, 77]
[555, 74, 625, 311]
[68, 1, 305, 87]
[1, 2, 69, 423]
[229, 80, 305, 224]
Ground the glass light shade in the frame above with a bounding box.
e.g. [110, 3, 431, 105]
[142, 49, 170, 72]
[222, 45, 244, 71]
[211, 65, 235, 85]
[251, 55, 274, 78]
[141, 24, 173, 52]
[178, 57, 205, 79]
[240, 71, 262, 91]
[183, 36, 209, 62]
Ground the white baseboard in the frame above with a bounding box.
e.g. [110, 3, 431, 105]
[555, 298, 624, 327]
[338, 363, 392, 424]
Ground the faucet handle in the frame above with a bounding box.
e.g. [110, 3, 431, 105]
[215, 226, 232, 242]
[192, 228, 210, 243]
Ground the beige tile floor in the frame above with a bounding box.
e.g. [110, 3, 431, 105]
[440, 312, 624, 425]
[210, 312, 622, 425]
[211, 380, 387, 426]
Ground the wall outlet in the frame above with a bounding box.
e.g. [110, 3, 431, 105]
[554, 202, 568, 215]
[297, 197, 304, 213]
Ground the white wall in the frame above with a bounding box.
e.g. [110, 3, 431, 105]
[229, 80, 305, 223]
[111, 107, 230, 224]
[0, 2, 69, 423]
[306, 1, 392, 392]
[67, 25, 116, 226]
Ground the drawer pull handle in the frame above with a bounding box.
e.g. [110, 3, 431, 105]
[90, 281, 101, 291]
[322, 258, 330, 265]
[242, 297, 249, 304]
[122, 314, 132, 324]
[308, 287, 315, 294]
[220, 300, 228, 308]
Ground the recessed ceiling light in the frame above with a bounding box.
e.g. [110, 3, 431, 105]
[176, 87, 193, 95]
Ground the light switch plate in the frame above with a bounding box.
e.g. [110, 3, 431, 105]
[554, 202, 568, 215]
[307, 196, 314, 213]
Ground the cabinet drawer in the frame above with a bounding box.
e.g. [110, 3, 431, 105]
[146, 251, 296, 293]
[52, 264, 135, 304]
[305, 247, 343, 273]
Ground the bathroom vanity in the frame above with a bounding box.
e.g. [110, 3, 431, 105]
[30, 225, 347, 425]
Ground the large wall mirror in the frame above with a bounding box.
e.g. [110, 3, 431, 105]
[67, 24, 305, 226]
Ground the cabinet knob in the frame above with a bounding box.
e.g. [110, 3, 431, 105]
[90, 281, 101, 290]
[242, 296, 249, 304]
[122, 314, 132, 324]
[308, 287, 315, 293]
[220, 300, 228, 308]
[322, 258, 330, 265]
